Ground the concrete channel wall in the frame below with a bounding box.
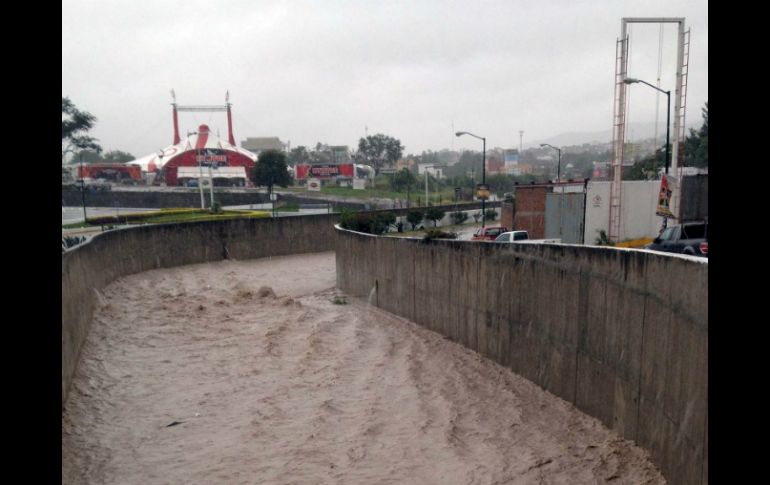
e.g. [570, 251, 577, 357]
[62, 214, 340, 409]
[336, 227, 708, 485]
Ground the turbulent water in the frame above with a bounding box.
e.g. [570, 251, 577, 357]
[62, 251, 664, 484]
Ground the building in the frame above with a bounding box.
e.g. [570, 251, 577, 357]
[329, 146, 351, 164]
[240, 137, 286, 154]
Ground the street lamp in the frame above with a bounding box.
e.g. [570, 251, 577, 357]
[624, 77, 670, 175]
[455, 131, 487, 227]
[539, 143, 562, 182]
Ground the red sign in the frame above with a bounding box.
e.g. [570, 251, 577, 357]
[296, 164, 354, 179]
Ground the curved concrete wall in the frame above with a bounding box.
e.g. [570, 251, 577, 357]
[335, 227, 707, 485]
[62, 215, 340, 409]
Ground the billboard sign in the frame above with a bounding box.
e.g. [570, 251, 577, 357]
[476, 184, 490, 201]
[296, 164, 354, 179]
[656, 175, 675, 218]
[194, 148, 228, 167]
[307, 178, 321, 191]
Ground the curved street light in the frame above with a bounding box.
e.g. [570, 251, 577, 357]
[539, 143, 562, 182]
[624, 77, 670, 175]
[455, 131, 487, 227]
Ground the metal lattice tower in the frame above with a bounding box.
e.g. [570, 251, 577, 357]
[609, 36, 629, 242]
[671, 28, 691, 217]
[609, 18, 688, 242]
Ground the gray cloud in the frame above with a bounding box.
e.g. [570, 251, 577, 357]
[62, 0, 708, 158]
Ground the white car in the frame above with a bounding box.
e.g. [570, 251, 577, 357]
[494, 230, 530, 242]
[495, 231, 561, 244]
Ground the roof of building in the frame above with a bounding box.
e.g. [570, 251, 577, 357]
[240, 137, 284, 152]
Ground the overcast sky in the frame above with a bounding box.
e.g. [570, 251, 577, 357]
[62, 0, 707, 159]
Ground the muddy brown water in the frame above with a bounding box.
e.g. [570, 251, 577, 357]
[62, 251, 664, 484]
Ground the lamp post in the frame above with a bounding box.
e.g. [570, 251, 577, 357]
[455, 131, 487, 227]
[539, 143, 562, 183]
[79, 155, 87, 223]
[624, 77, 670, 175]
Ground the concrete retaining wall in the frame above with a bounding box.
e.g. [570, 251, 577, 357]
[62, 214, 340, 409]
[336, 228, 707, 485]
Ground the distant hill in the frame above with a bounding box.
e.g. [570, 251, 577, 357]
[528, 121, 699, 149]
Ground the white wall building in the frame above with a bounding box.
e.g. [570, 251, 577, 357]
[584, 180, 662, 244]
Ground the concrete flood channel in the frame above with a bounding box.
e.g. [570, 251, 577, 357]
[62, 215, 706, 484]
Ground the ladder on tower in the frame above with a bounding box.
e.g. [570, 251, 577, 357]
[672, 28, 690, 220]
[676, 28, 691, 167]
[609, 36, 628, 243]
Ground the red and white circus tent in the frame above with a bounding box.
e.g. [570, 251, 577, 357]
[127, 124, 257, 186]
[125, 92, 258, 186]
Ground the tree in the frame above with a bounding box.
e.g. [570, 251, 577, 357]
[251, 150, 292, 195]
[391, 167, 416, 192]
[406, 210, 424, 230]
[73, 149, 102, 164]
[62, 97, 101, 161]
[102, 150, 135, 163]
[684, 102, 708, 168]
[357, 134, 403, 175]
[424, 207, 446, 227]
[288, 146, 311, 165]
[340, 210, 395, 235]
[625, 147, 665, 181]
[450, 211, 469, 225]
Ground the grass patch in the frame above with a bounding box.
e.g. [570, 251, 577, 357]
[283, 185, 460, 205]
[63, 208, 271, 227]
[330, 296, 347, 305]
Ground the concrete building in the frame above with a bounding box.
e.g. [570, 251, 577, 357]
[240, 137, 286, 154]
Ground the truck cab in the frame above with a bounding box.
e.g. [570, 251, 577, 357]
[646, 221, 708, 257]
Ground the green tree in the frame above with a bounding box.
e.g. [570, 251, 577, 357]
[289, 146, 311, 165]
[424, 207, 446, 227]
[391, 167, 416, 192]
[62, 97, 101, 161]
[73, 149, 102, 164]
[684, 102, 708, 168]
[444, 150, 483, 178]
[252, 150, 292, 195]
[102, 150, 135, 163]
[450, 211, 469, 225]
[357, 134, 403, 175]
[406, 210, 424, 230]
[625, 147, 665, 181]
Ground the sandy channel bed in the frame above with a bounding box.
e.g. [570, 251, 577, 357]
[62, 251, 665, 484]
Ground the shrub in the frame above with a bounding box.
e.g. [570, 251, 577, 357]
[406, 210, 424, 230]
[450, 211, 469, 225]
[211, 200, 222, 214]
[484, 209, 498, 222]
[62, 235, 87, 252]
[595, 230, 615, 246]
[422, 229, 457, 241]
[424, 207, 446, 227]
[339, 210, 395, 235]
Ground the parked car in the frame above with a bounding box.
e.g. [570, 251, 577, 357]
[494, 230, 530, 242]
[472, 226, 509, 241]
[646, 220, 708, 257]
[494, 230, 562, 244]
